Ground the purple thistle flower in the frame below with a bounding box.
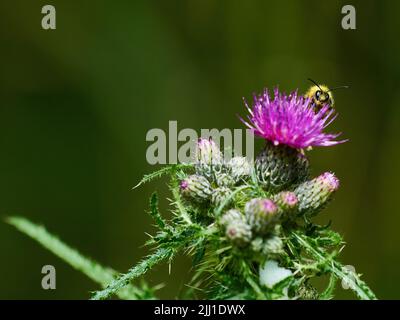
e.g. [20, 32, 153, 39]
[280, 191, 299, 208]
[241, 88, 347, 149]
[273, 191, 299, 214]
[317, 172, 340, 192]
[261, 199, 278, 214]
[283, 192, 298, 206]
[180, 180, 189, 191]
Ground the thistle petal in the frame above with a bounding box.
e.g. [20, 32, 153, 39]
[241, 88, 347, 149]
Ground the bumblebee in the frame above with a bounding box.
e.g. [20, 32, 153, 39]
[305, 78, 348, 111]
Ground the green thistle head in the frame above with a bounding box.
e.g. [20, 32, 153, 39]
[195, 138, 223, 178]
[294, 172, 340, 216]
[227, 156, 252, 183]
[255, 142, 309, 191]
[225, 219, 252, 248]
[212, 187, 233, 208]
[245, 198, 279, 235]
[179, 174, 212, 202]
[219, 209, 243, 226]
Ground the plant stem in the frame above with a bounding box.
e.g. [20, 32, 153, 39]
[133, 164, 192, 190]
[91, 247, 175, 300]
[291, 231, 377, 300]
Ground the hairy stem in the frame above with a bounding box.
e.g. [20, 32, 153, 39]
[291, 231, 377, 300]
[91, 247, 176, 300]
[133, 164, 192, 190]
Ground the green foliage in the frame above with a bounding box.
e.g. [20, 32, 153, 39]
[91, 247, 175, 300]
[290, 231, 376, 300]
[149, 192, 166, 230]
[133, 164, 192, 190]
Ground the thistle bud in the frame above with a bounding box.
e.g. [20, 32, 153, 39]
[245, 198, 279, 235]
[180, 175, 212, 202]
[225, 219, 252, 247]
[262, 235, 284, 255]
[255, 142, 309, 192]
[195, 138, 223, 178]
[215, 173, 235, 187]
[211, 187, 233, 208]
[250, 237, 264, 252]
[273, 191, 299, 213]
[227, 156, 252, 182]
[294, 172, 340, 216]
[219, 209, 243, 226]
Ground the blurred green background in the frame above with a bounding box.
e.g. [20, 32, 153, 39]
[0, 0, 399, 299]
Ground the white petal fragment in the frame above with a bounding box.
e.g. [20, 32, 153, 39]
[259, 260, 292, 288]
